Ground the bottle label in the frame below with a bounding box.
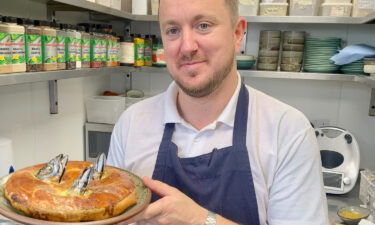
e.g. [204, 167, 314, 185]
[56, 36, 66, 63]
[11, 34, 25, 64]
[42, 35, 57, 63]
[134, 42, 144, 63]
[66, 37, 76, 62]
[144, 42, 152, 63]
[91, 39, 101, 62]
[75, 38, 81, 62]
[82, 38, 90, 62]
[121, 42, 134, 64]
[0, 33, 12, 65]
[115, 42, 120, 61]
[26, 34, 42, 64]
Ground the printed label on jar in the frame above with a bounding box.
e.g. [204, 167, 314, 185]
[82, 38, 90, 62]
[11, 34, 25, 64]
[0, 33, 12, 65]
[101, 39, 108, 61]
[91, 39, 101, 62]
[56, 36, 66, 63]
[75, 38, 81, 62]
[26, 34, 42, 64]
[115, 42, 120, 61]
[42, 35, 57, 63]
[153, 48, 166, 64]
[66, 37, 76, 62]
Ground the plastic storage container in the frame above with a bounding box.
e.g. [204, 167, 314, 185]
[320, 3, 353, 16]
[289, 0, 320, 15]
[132, 0, 148, 15]
[352, 0, 375, 17]
[151, 0, 159, 15]
[260, 3, 289, 16]
[38, 20, 58, 71]
[121, 0, 132, 13]
[23, 19, 43, 72]
[4, 16, 26, 73]
[239, 0, 260, 16]
[111, 0, 122, 10]
[96, 0, 111, 7]
[86, 96, 125, 124]
[56, 23, 67, 70]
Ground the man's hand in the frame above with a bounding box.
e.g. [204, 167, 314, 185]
[130, 176, 208, 225]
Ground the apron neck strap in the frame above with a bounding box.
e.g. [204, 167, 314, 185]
[232, 83, 249, 146]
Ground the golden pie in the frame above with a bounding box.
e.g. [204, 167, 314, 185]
[4, 161, 137, 222]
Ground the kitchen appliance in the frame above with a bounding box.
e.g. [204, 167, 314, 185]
[85, 122, 114, 162]
[316, 126, 360, 194]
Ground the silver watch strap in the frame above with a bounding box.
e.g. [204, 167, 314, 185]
[204, 211, 217, 225]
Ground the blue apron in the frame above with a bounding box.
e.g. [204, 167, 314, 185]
[152, 84, 260, 225]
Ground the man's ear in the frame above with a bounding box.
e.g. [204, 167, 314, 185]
[234, 18, 247, 54]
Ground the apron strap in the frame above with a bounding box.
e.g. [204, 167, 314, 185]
[232, 83, 249, 147]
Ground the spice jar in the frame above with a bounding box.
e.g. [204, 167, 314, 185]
[56, 23, 67, 70]
[65, 24, 76, 70]
[75, 25, 82, 69]
[37, 20, 57, 71]
[144, 34, 152, 66]
[152, 36, 166, 67]
[110, 32, 119, 67]
[0, 16, 13, 74]
[134, 34, 144, 67]
[23, 19, 42, 72]
[80, 25, 91, 68]
[120, 34, 134, 66]
[4, 16, 26, 73]
[90, 24, 102, 68]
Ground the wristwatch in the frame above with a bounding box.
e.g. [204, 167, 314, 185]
[204, 211, 217, 225]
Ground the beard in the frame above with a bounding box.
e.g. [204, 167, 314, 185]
[173, 53, 235, 98]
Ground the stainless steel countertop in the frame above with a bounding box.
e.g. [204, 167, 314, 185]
[327, 181, 363, 223]
[0, 183, 364, 224]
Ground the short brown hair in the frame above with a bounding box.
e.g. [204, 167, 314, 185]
[225, 0, 239, 25]
[159, 0, 239, 25]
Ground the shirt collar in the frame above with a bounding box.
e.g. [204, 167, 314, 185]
[163, 73, 242, 128]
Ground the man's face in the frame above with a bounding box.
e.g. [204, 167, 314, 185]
[159, 0, 241, 98]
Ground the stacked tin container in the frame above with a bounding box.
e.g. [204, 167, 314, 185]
[281, 31, 305, 72]
[257, 30, 281, 71]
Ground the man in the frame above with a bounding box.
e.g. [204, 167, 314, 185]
[108, 0, 329, 224]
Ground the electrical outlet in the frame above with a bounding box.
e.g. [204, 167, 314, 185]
[311, 119, 330, 128]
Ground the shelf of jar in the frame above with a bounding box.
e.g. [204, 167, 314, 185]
[0, 67, 126, 87]
[48, 0, 375, 24]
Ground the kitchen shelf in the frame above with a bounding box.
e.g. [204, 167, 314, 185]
[46, 0, 375, 24]
[1, 67, 374, 88]
[239, 70, 375, 88]
[0, 67, 126, 87]
[245, 12, 375, 24]
[47, 0, 158, 21]
[125, 66, 375, 88]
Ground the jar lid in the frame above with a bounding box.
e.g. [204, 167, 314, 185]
[3, 16, 18, 24]
[38, 20, 51, 27]
[23, 18, 35, 26]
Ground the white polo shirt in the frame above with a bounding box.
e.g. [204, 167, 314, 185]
[108, 75, 329, 225]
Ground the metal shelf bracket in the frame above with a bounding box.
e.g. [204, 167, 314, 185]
[370, 88, 375, 116]
[49, 80, 58, 114]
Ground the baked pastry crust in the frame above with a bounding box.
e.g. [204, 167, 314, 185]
[4, 161, 137, 222]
